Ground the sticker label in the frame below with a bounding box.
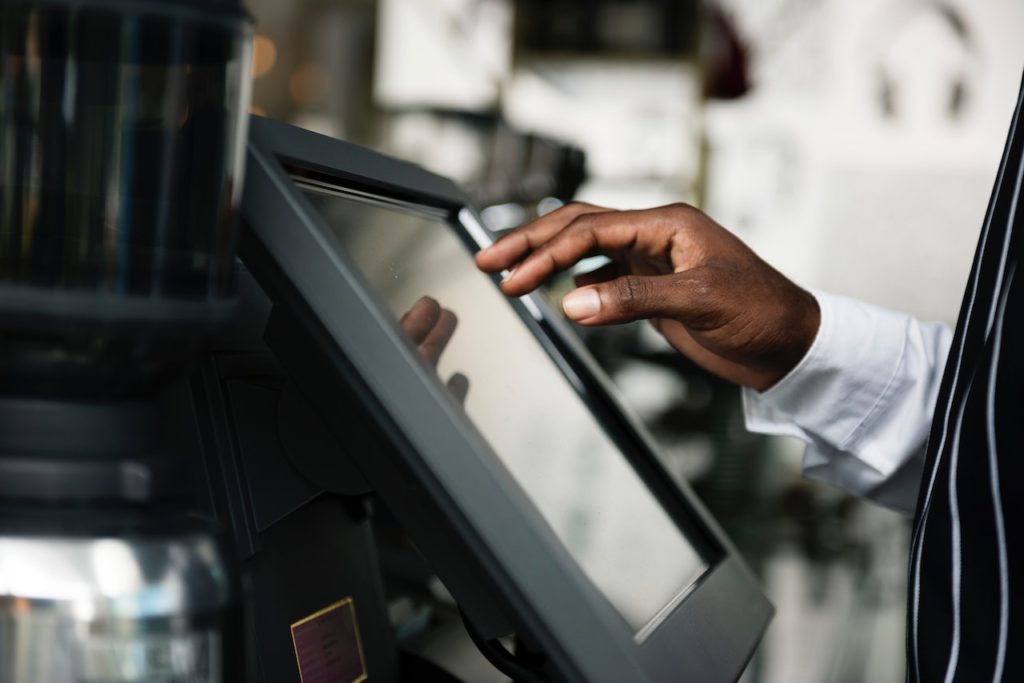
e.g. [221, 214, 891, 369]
[290, 598, 367, 683]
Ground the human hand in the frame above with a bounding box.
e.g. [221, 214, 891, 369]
[475, 202, 819, 392]
[399, 296, 469, 402]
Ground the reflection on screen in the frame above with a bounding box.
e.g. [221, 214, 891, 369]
[300, 184, 707, 633]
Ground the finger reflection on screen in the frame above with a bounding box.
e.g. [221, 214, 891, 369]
[399, 295, 469, 403]
[446, 372, 470, 404]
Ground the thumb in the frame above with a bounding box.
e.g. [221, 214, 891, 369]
[561, 273, 701, 325]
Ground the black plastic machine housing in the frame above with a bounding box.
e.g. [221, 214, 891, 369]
[223, 115, 772, 683]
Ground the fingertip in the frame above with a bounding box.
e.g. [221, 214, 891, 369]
[439, 307, 459, 328]
[498, 276, 523, 297]
[474, 252, 494, 272]
[476, 252, 512, 275]
[446, 372, 470, 404]
[496, 262, 525, 289]
[403, 296, 440, 323]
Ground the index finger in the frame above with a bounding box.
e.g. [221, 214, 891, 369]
[474, 202, 609, 273]
[498, 209, 674, 296]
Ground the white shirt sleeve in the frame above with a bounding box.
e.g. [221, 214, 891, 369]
[741, 290, 953, 515]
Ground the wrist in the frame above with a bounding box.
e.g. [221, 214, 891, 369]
[758, 287, 821, 392]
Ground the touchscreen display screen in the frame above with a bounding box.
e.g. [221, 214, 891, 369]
[299, 181, 707, 633]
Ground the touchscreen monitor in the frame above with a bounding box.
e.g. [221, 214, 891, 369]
[297, 180, 707, 634]
[242, 115, 772, 682]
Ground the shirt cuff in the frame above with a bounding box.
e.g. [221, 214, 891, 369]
[742, 289, 911, 474]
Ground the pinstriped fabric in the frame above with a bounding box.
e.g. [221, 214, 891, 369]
[908, 73, 1024, 682]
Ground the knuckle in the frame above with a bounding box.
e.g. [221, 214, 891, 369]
[676, 273, 724, 329]
[566, 213, 602, 242]
[551, 215, 599, 256]
[688, 276, 715, 300]
[669, 202, 707, 227]
[566, 211, 596, 230]
[667, 201, 695, 216]
[536, 247, 558, 271]
[614, 275, 650, 310]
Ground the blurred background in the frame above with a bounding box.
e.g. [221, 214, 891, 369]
[240, 1, 1024, 681]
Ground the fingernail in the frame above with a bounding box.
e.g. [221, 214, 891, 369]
[562, 289, 601, 320]
[501, 265, 518, 282]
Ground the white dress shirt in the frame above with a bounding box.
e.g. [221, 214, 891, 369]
[742, 290, 953, 515]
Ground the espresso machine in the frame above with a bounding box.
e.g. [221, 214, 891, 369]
[0, 0, 253, 679]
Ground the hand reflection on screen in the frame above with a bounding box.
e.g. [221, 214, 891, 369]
[399, 296, 469, 403]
